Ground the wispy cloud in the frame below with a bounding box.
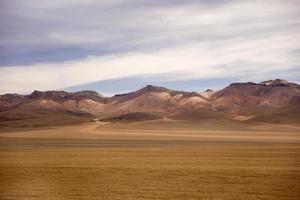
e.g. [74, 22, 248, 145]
[0, 0, 299, 94]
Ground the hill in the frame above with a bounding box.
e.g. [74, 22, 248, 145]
[0, 79, 299, 129]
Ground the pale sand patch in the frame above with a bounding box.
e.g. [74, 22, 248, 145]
[0, 120, 299, 143]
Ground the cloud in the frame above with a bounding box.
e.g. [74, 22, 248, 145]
[0, 0, 299, 94]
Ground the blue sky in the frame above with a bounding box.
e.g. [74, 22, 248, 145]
[0, 0, 300, 95]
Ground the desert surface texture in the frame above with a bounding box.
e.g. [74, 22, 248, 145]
[1, 120, 299, 200]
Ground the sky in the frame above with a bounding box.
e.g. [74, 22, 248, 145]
[0, 0, 300, 96]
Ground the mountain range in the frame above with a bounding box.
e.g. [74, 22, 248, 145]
[1, 79, 300, 129]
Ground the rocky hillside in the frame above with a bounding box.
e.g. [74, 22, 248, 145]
[1, 79, 299, 127]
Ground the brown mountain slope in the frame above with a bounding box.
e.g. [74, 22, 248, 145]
[0, 94, 25, 111]
[0, 79, 299, 126]
[0, 105, 92, 132]
[22, 90, 107, 115]
[105, 85, 210, 118]
[247, 101, 300, 124]
[0, 90, 105, 130]
[212, 79, 300, 117]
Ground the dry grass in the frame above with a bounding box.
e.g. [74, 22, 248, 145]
[0, 122, 300, 199]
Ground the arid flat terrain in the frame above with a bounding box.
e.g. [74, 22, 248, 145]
[0, 121, 300, 199]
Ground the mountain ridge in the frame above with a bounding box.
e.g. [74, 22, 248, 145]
[1, 79, 299, 128]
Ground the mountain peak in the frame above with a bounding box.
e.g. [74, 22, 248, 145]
[204, 89, 214, 93]
[75, 90, 102, 97]
[260, 79, 289, 86]
[29, 90, 68, 99]
[29, 90, 44, 98]
[140, 85, 171, 93]
[229, 82, 256, 87]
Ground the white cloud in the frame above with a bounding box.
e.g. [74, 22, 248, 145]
[0, 0, 300, 94]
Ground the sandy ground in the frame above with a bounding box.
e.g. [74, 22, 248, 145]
[0, 121, 300, 199]
[1, 121, 300, 143]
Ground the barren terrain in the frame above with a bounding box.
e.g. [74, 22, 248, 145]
[1, 120, 300, 199]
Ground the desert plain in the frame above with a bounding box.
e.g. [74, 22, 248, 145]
[0, 119, 299, 200]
